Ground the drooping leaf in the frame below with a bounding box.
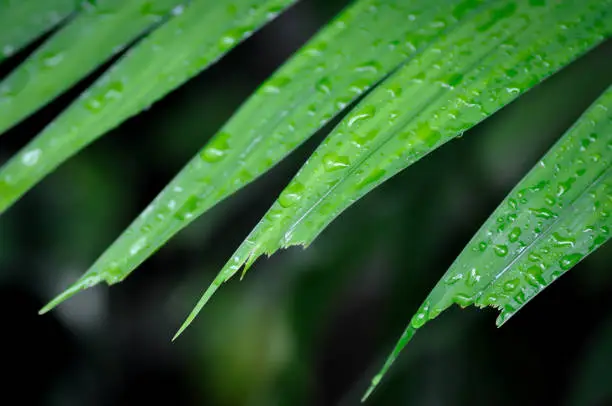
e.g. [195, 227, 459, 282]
[0, 0, 77, 62]
[366, 85, 612, 399]
[0, 0, 187, 136]
[0, 0, 297, 213]
[39, 0, 490, 310]
[173, 0, 612, 341]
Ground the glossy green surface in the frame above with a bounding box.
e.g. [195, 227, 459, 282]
[23, 0, 612, 393]
[368, 85, 612, 399]
[0, 0, 296, 213]
[0, 0, 77, 63]
[0, 0, 186, 136]
[40, 0, 483, 310]
[173, 0, 611, 342]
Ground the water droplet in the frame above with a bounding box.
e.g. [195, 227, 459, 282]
[559, 253, 582, 270]
[411, 71, 425, 84]
[220, 34, 237, 47]
[174, 196, 200, 221]
[411, 302, 430, 328]
[3, 44, 15, 57]
[347, 105, 375, 127]
[544, 195, 556, 206]
[453, 293, 474, 308]
[482, 293, 500, 306]
[21, 149, 42, 166]
[530, 207, 556, 219]
[466, 268, 480, 287]
[262, 76, 290, 94]
[354, 60, 381, 74]
[302, 42, 327, 57]
[493, 244, 508, 257]
[279, 182, 305, 208]
[444, 273, 463, 285]
[508, 227, 522, 243]
[556, 177, 576, 197]
[506, 87, 520, 95]
[527, 253, 542, 262]
[508, 198, 518, 210]
[315, 77, 332, 94]
[551, 232, 575, 247]
[524, 266, 545, 287]
[171, 4, 184, 15]
[322, 153, 349, 172]
[84, 81, 124, 112]
[503, 278, 519, 292]
[200, 132, 231, 163]
[386, 83, 402, 98]
[41, 51, 64, 68]
[355, 167, 386, 189]
[514, 290, 527, 304]
[348, 78, 371, 95]
[129, 237, 147, 255]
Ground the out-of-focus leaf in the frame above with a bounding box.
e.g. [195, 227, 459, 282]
[174, 0, 612, 341]
[367, 85, 612, 398]
[0, 0, 77, 62]
[0, 0, 297, 214]
[0, 0, 187, 136]
[40, 0, 489, 310]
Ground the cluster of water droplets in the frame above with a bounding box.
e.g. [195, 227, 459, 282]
[166, 0, 488, 254]
[241, 0, 584, 260]
[406, 89, 612, 331]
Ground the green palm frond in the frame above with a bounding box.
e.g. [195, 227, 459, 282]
[0, 0, 297, 212]
[0, 0, 187, 135]
[0, 0, 610, 399]
[37, 0, 482, 309]
[172, 0, 611, 339]
[365, 85, 612, 399]
[0, 0, 78, 62]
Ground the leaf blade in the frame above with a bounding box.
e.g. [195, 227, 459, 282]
[0, 0, 77, 62]
[174, 0, 610, 341]
[369, 85, 612, 398]
[0, 0, 297, 213]
[39, 0, 487, 309]
[0, 0, 187, 136]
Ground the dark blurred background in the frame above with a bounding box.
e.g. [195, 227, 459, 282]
[1, 1, 611, 405]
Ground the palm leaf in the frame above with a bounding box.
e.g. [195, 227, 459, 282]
[0, 0, 187, 136]
[0, 0, 297, 213]
[365, 85, 612, 399]
[173, 0, 611, 339]
[38, 0, 488, 310]
[0, 0, 77, 62]
[1, 0, 607, 399]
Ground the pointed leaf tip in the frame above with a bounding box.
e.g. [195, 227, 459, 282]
[174, 243, 260, 340]
[172, 277, 224, 340]
[39, 274, 102, 314]
[362, 325, 418, 401]
[361, 379, 379, 403]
